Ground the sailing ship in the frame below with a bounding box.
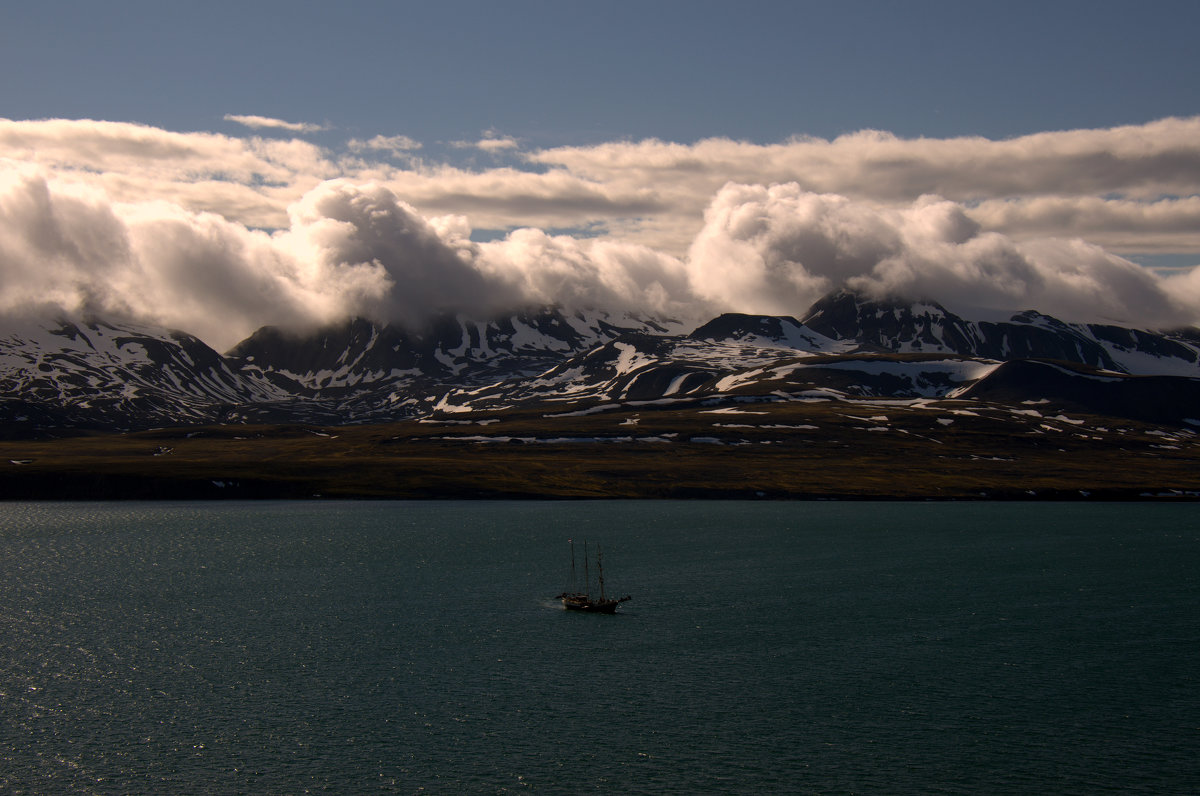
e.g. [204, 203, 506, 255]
[556, 539, 631, 613]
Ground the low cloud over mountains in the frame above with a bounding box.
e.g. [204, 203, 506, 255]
[2, 116, 1200, 349]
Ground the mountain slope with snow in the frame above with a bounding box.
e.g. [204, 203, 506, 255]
[800, 290, 1200, 376]
[957, 359, 1200, 426]
[3, 290, 1200, 435]
[227, 307, 687, 396]
[0, 317, 285, 433]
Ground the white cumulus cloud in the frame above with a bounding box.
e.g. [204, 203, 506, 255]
[529, 116, 1200, 254]
[686, 183, 1191, 328]
[348, 134, 423, 154]
[224, 114, 327, 133]
[0, 167, 518, 348]
[3, 116, 1200, 348]
[476, 229, 698, 321]
[452, 131, 521, 152]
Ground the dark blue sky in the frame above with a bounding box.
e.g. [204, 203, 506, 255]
[4, 0, 1197, 146]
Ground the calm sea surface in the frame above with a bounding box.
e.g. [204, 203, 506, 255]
[0, 501, 1197, 794]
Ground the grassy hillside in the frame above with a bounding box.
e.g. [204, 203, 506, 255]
[2, 398, 1199, 500]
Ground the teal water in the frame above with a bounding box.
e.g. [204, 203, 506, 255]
[0, 501, 1197, 794]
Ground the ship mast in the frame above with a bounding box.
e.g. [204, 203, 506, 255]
[583, 540, 591, 598]
[569, 539, 577, 593]
[597, 546, 607, 601]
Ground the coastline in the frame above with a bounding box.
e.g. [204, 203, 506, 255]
[3, 415, 1198, 502]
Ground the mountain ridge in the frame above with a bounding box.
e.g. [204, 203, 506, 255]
[800, 289, 1200, 373]
[3, 290, 1200, 437]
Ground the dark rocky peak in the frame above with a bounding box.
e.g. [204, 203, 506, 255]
[798, 289, 868, 340]
[1009, 310, 1075, 331]
[689, 313, 807, 342]
[801, 289, 954, 337]
[799, 289, 972, 354]
[227, 318, 417, 375]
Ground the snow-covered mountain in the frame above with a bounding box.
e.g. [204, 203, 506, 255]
[221, 307, 690, 422]
[228, 307, 685, 395]
[3, 290, 1199, 435]
[801, 290, 1200, 376]
[0, 308, 690, 433]
[688, 313, 851, 353]
[434, 333, 1000, 414]
[956, 359, 1200, 426]
[428, 291, 1200, 418]
[0, 317, 284, 433]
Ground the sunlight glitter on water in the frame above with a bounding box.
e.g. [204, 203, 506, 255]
[1, 500, 1198, 794]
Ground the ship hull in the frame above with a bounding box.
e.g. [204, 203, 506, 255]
[558, 593, 630, 613]
[561, 597, 621, 613]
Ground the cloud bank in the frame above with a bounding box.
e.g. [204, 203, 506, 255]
[2, 116, 1200, 349]
[0, 167, 692, 349]
[687, 184, 1187, 327]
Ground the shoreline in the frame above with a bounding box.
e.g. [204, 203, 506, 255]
[5, 403, 1199, 502]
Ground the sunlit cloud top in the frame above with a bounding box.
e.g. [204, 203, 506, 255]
[3, 115, 1200, 350]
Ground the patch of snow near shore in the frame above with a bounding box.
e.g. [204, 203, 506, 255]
[701, 407, 768, 415]
[545, 404, 620, 417]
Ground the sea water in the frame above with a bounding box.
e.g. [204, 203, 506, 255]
[0, 500, 1196, 794]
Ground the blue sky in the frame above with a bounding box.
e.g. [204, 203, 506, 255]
[5, 0, 1196, 145]
[2, 1, 1200, 347]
